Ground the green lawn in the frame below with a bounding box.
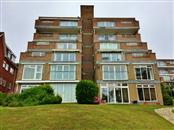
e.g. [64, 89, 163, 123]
[0, 104, 173, 130]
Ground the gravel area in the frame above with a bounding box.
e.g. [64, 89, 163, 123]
[155, 107, 174, 125]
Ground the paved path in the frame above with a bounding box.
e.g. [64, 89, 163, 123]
[155, 107, 174, 125]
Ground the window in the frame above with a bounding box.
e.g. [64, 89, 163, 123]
[36, 42, 49, 45]
[137, 84, 156, 102]
[50, 65, 76, 80]
[22, 65, 43, 80]
[132, 53, 144, 57]
[100, 83, 129, 103]
[11, 55, 16, 63]
[51, 84, 76, 102]
[135, 65, 154, 80]
[101, 53, 122, 61]
[103, 65, 128, 80]
[60, 21, 78, 27]
[59, 34, 77, 41]
[161, 75, 170, 81]
[5, 64, 9, 71]
[121, 21, 132, 24]
[98, 35, 116, 41]
[157, 61, 166, 66]
[170, 61, 174, 64]
[57, 43, 76, 49]
[54, 53, 76, 61]
[32, 52, 46, 57]
[10, 67, 14, 74]
[7, 51, 11, 59]
[2, 61, 6, 68]
[97, 22, 115, 27]
[100, 43, 119, 50]
[159, 70, 168, 75]
[126, 43, 138, 46]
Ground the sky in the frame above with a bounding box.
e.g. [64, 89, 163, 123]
[0, 0, 173, 62]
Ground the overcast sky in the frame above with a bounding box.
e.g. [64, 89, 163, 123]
[0, 0, 173, 62]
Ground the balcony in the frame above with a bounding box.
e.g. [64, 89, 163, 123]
[94, 20, 139, 34]
[157, 60, 174, 68]
[120, 42, 148, 51]
[33, 33, 82, 42]
[125, 52, 156, 62]
[35, 20, 81, 33]
[27, 42, 54, 50]
[94, 34, 141, 43]
[20, 52, 52, 62]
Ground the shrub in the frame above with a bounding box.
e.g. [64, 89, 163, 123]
[2, 94, 19, 106]
[0, 92, 7, 105]
[40, 95, 62, 105]
[2, 84, 62, 107]
[161, 83, 173, 105]
[76, 80, 99, 104]
[163, 94, 173, 105]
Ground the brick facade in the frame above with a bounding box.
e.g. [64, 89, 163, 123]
[16, 5, 163, 104]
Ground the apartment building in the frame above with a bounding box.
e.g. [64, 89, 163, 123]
[157, 59, 174, 85]
[0, 32, 17, 93]
[16, 5, 163, 104]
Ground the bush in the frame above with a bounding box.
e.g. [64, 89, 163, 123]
[76, 80, 99, 104]
[163, 95, 173, 105]
[161, 83, 173, 105]
[2, 94, 19, 106]
[40, 95, 62, 105]
[0, 92, 7, 105]
[2, 84, 62, 107]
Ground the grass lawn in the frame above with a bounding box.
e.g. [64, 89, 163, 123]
[0, 104, 173, 130]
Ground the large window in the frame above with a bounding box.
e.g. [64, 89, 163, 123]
[135, 65, 154, 80]
[54, 53, 76, 61]
[59, 21, 78, 27]
[137, 84, 156, 102]
[101, 83, 129, 103]
[101, 53, 122, 61]
[59, 34, 77, 41]
[22, 65, 43, 80]
[100, 43, 119, 50]
[57, 43, 76, 49]
[97, 22, 115, 27]
[103, 65, 128, 80]
[51, 84, 76, 102]
[98, 35, 116, 41]
[50, 65, 76, 80]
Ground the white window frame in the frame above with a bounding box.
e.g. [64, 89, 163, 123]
[54, 53, 76, 62]
[100, 83, 130, 104]
[136, 84, 157, 102]
[101, 53, 122, 61]
[59, 34, 77, 41]
[97, 22, 115, 27]
[50, 65, 76, 80]
[31, 52, 46, 57]
[22, 65, 43, 80]
[57, 43, 77, 49]
[98, 35, 116, 41]
[59, 21, 78, 27]
[102, 65, 128, 80]
[100, 43, 120, 50]
[134, 65, 154, 80]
